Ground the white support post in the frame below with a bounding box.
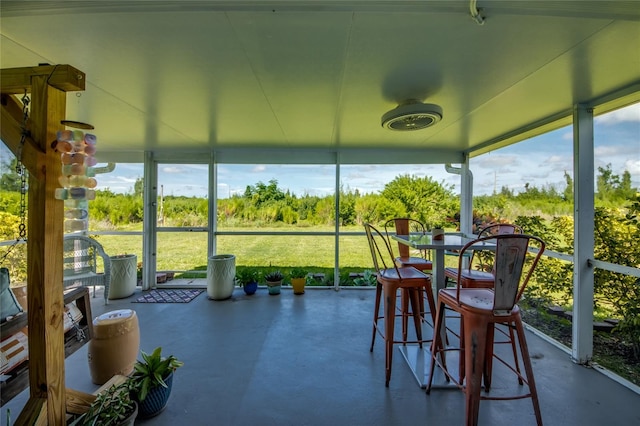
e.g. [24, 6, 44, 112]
[209, 156, 217, 257]
[572, 104, 595, 364]
[142, 151, 158, 291]
[334, 153, 340, 290]
[460, 155, 473, 236]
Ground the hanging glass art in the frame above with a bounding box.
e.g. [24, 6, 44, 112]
[54, 123, 98, 233]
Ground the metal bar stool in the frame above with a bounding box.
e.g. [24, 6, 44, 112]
[427, 233, 545, 426]
[365, 222, 433, 387]
[384, 218, 436, 340]
[443, 223, 524, 386]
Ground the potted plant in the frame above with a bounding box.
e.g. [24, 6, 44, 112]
[430, 222, 446, 241]
[128, 347, 184, 419]
[289, 267, 308, 295]
[264, 270, 284, 295]
[236, 268, 259, 295]
[69, 381, 138, 426]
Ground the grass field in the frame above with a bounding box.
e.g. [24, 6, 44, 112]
[91, 225, 457, 284]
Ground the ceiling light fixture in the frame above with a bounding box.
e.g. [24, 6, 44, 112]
[381, 99, 443, 131]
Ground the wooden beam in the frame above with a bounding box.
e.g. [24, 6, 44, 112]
[14, 397, 47, 426]
[65, 388, 96, 415]
[24, 75, 67, 425]
[0, 94, 46, 176]
[0, 65, 85, 94]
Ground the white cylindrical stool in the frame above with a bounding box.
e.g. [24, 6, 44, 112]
[88, 309, 140, 385]
[207, 254, 236, 300]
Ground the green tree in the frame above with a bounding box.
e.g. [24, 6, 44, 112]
[339, 186, 357, 226]
[244, 179, 285, 206]
[618, 170, 634, 199]
[381, 174, 458, 228]
[596, 164, 621, 201]
[315, 196, 335, 225]
[563, 171, 573, 202]
[133, 177, 144, 197]
[0, 158, 22, 192]
[297, 195, 321, 222]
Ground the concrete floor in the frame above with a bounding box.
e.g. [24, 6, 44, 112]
[2, 285, 639, 426]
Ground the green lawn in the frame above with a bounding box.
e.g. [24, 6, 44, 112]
[91, 225, 456, 284]
[92, 227, 366, 277]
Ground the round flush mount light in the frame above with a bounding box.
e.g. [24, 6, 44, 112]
[381, 99, 443, 131]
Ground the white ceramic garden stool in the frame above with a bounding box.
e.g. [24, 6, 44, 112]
[87, 309, 140, 385]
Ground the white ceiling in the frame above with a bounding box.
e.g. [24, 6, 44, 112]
[1, 1, 639, 164]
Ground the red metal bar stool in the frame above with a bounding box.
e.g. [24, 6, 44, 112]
[444, 223, 522, 288]
[426, 233, 545, 426]
[384, 218, 436, 340]
[443, 223, 524, 386]
[365, 222, 433, 387]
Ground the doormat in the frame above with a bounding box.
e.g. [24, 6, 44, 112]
[133, 289, 204, 304]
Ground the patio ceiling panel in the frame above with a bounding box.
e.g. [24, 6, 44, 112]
[228, 12, 353, 149]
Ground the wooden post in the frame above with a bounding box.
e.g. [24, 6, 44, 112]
[24, 74, 67, 425]
[1, 65, 85, 426]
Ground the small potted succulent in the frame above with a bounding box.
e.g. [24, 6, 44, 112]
[236, 267, 259, 295]
[128, 347, 184, 418]
[264, 270, 284, 295]
[289, 267, 308, 295]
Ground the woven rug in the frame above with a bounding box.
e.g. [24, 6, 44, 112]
[133, 289, 204, 303]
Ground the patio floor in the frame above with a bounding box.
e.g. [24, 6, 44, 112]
[2, 284, 639, 425]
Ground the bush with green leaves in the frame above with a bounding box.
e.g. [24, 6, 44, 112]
[353, 269, 377, 287]
[0, 210, 27, 283]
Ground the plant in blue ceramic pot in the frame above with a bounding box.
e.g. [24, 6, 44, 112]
[128, 347, 184, 418]
[236, 268, 259, 295]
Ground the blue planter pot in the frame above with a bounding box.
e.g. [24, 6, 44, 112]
[243, 281, 258, 295]
[138, 371, 174, 418]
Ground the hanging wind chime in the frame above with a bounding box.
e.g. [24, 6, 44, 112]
[53, 120, 98, 233]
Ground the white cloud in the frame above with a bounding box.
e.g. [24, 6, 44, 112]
[115, 176, 137, 184]
[251, 165, 266, 173]
[475, 154, 519, 168]
[596, 103, 640, 125]
[160, 166, 183, 174]
[625, 159, 640, 175]
[594, 145, 621, 156]
[547, 155, 566, 164]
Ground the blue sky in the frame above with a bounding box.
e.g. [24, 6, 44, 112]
[2, 104, 638, 198]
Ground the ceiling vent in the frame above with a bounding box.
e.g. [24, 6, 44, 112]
[381, 100, 443, 131]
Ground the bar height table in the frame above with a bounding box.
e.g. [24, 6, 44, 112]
[390, 233, 493, 388]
